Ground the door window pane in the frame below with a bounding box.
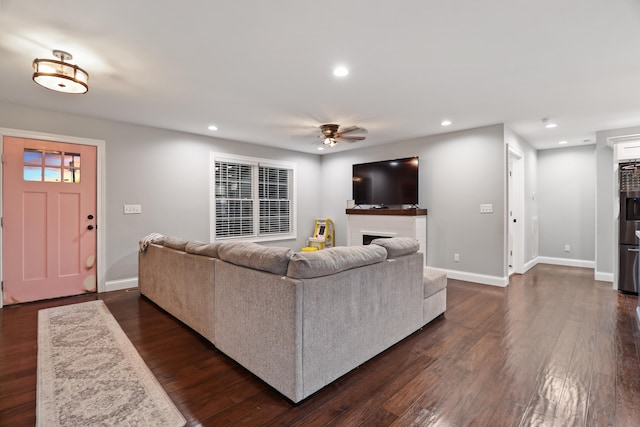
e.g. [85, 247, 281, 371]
[64, 153, 81, 168]
[24, 149, 42, 165]
[44, 151, 62, 167]
[24, 166, 42, 181]
[44, 167, 61, 182]
[63, 168, 81, 183]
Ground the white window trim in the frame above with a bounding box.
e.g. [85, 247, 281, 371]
[210, 152, 297, 243]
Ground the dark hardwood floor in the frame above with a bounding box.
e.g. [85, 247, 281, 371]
[1, 264, 639, 426]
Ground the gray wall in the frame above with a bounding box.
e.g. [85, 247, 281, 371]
[0, 101, 322, 282]
[537, 145, 596, 261]
[319, 124, 507, 279]
[3, 96, 620, 287]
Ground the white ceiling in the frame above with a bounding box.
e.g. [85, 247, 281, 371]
[1, 0, 640, 154]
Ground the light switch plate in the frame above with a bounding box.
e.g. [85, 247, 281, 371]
[123, 204, 142, 214]
[480, 204, 493, 214]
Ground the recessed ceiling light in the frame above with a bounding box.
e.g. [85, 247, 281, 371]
[558, 140, 568, 145]
[441, 120, 452, 126]
[317, 146, 324, 151]
[208, 125, 218, 131]
[542, 118, 558, 128]
[333, 66, 349, 77]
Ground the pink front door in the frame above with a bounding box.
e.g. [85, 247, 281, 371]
[2, 137, 97, 305]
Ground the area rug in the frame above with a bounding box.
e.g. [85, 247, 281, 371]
[37, 300, 186, 427]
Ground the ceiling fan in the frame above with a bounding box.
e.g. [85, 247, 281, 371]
[318, 124, 367, 147]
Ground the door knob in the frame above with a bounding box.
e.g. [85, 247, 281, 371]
[87, 225, 94, 231]
[88, 214, 94, 220]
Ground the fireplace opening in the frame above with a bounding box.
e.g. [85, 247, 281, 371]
[363, 234, 392, 245]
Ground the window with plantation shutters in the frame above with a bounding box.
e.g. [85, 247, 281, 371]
[259, 166, 291, 234]
[214, 161, 253, 238]
[211, 154, 296, 241]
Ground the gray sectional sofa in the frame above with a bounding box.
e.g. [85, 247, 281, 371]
[138, 235, 446, 403]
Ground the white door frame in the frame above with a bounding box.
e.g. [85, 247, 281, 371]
[508, 145, 525, 275]
[0, 128, 106, 308]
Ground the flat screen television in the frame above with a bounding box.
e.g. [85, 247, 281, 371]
[352, 156, 419, 207]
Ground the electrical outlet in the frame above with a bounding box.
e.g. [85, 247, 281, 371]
[564, 244, 571, 252]
[123, 204, 142, 214]
[480, 204, 493, 214]
[454, 253, 460, 262]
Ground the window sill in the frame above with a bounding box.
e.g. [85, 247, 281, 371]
[214, 233, 297, 244]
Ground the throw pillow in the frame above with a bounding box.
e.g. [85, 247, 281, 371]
[370, 237, 419, 258]
[185, 241, 221, 258]
[287, 245, 387, 279]
[217, 242, 293, 276]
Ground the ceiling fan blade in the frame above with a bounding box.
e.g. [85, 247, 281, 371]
[340, 136, 366, 141]
[338, 125, 362, 135]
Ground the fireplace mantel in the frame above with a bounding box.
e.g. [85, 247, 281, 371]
[346, 209, 427, 265]
[345, 208, 428, 216]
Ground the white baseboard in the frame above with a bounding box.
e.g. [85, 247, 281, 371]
[524, 258, 538, 273]
[104, 277, 138, 292]
[594, 271, 614, 283]
[522, 257, 612, 283]
[536, 256, 595, 269]
[440, 268, 509, 287]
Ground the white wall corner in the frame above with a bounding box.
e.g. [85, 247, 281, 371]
[439, 268, 509, 287]
[104, 277, 138, 292]
[524, 258, 538, 273]
[594, 271, 614, 283]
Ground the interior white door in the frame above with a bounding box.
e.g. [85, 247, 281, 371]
[508, 146, 525, 275]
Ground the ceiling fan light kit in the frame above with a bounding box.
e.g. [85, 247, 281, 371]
[32, 50, 89, 94]
[323, 137, 337, 147]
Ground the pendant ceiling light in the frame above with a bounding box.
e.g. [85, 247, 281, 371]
[32, 50, 89, 94]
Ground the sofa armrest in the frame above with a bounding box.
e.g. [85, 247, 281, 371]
[139, 244, 216, 344]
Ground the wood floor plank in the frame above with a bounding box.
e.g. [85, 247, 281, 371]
[382, 361, 441, 416]
[486, 399, 527, 427]
[2, 264, 640, 426]
[586, 372, 616, 427]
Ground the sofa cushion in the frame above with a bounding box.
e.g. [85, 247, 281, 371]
[217, 242, 293, 276]
[371, 237, 419, 258]
[423, 267, 447, 298]
[185, 241, 221, 258]
[160, 236, 189, 252]
[287, 245, 387, 279]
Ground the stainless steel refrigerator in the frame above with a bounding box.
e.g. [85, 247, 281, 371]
[619, 161, 640, 294]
